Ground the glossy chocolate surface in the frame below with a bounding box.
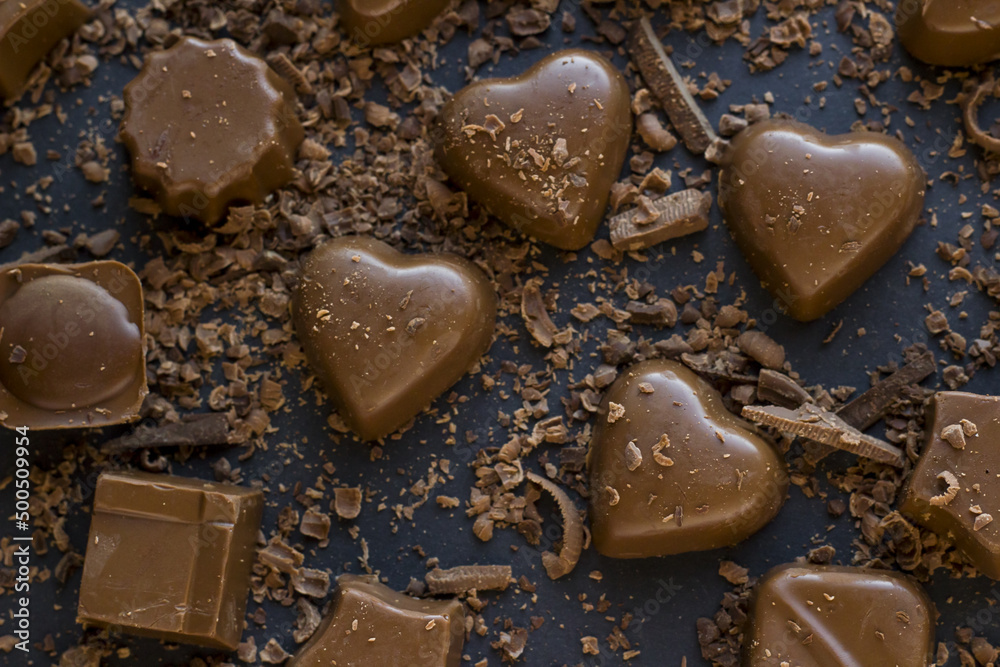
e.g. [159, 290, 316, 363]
[901, 391, 1000, 578]
[292, 236, 497, 441]
[0, 0, 91, 100]
[338, 0, 450, 46]
[718, 119, 925, 322]
[0, 262, 147, 430]
[588, 359, 788, 558]
[288, 574, 464, 667]
[77, 471, 264, 650]
[434, 49, 631, 251]
[745, 563, 936, 667]
[897, 0, 1000, 67]
[121, 36, 304, 224]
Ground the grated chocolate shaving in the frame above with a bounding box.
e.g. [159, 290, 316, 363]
[941, 424, 967, 450]
[930, 470, 960, 506]
[266, 52, 314, 95]
[624, 441, 643, 471]
[333, 487, 362, 520]
[425, 565, 512, 595]
[521, 278, 559, 348]
[742, 403, 905, 467]
[526, 471, 584, 580]
[756, 369, 812, 410]
[608, 188, 711, 251]
[627, 17, 719, 154]
[962, 77, 1000, 154]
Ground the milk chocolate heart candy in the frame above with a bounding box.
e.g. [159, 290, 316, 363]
[718, 119, 925, 322]
[292, 236, 497, 441]
[588, 359, 788, 558]
[339, 0, 451, 46]
[897, 0, 1000, 67]
[434, 49, 631, 251]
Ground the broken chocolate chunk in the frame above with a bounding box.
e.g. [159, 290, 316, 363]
[288, 574, 464, 666]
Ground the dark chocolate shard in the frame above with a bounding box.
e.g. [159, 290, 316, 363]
[101, 413, 232, 452]
[608, 189, 711, 251]
[835, 351, 936, 431]
[742, 403, 905, 467]
[627, 17, 718, 154]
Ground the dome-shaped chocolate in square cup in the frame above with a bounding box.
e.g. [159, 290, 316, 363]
[0, 261, 147, 430]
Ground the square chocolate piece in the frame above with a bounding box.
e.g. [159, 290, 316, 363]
[288, 574, 465, 666]
[902, 391, 1000, 578]
[0, 262, 147, 430]
[77, 471, 264, 650]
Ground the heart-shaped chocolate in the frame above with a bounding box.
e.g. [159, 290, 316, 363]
[434, 49, 632, 251]
[292, 236, 497, 441]
[588, 359, 788, 558]
[718, 119, 925, 322]
[897, 0, 1000, 67]
[338, 0, 451, 46]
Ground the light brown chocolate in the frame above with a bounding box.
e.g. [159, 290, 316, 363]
[0, 0, 91, 100]
[588, 359, 788, 558]
[745, 563, 936, 667]
[718, 119, 925, 322]
[121, 36, 303, 224]
[434, 49, 632, 251]
[901, 391, 1000, 578]
[288, 574, 464, 667]
[897, 0, 1000, 67]
[338, 0, 450, 46]
[292, 236, 497, 441]
[77, 471, 264, 650]
[0, 262, 147, 430]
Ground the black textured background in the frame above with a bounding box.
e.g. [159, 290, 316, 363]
[1, 1, 999, 665]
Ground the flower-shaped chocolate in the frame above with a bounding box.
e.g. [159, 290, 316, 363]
[121, 36, 304, 224]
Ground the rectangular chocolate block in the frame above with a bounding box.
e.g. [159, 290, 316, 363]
[77, 471, 263, 650]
